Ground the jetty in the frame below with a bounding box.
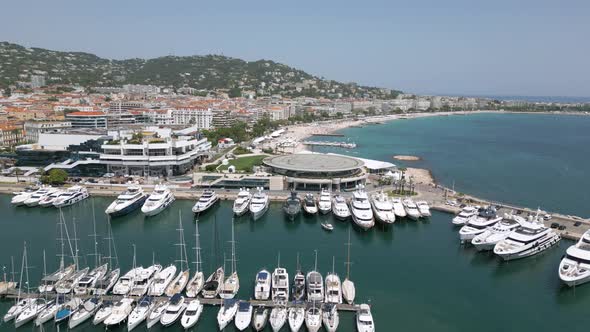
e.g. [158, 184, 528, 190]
[310, 133, 345, 137]
[302, 141, 357, 149]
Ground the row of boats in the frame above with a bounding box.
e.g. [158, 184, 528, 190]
[11, 185, 89, 208]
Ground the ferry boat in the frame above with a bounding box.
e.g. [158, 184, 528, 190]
[249, 187, 269, 220]
[452, 206, 478, 226]
[494, 219, 561, 261]
[53, 186, 89, 208]
[349, 186, 375, 230]
[233, 188, 252, 216]
[283, 191, 302, 220]
[370, 191, 395, 224]
[254, 269, 272, 300]
[105, 185, 147, 217]
[559, 229, 590, 287]
[402, 198, 421, 221]
[391, 197, 407, 218]
[331, 194, 351, 220]
[317, 189, 332, 214]
[141, 185, 175, 216]
[471, 215, 523, 251]
[302, 193, 318, 215]
[192, 189, 219, 214]
[356, 303, 375, 332]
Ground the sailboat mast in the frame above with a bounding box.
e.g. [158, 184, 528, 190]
[231, 218, 237, 274]
[43, 250, 47, 277]
[10, 256, 15, 283]
[58, 208, 65, 270]
[314, 250, 318, 272]
[194, 217, 202, 273]
[72, 216, 80, 269]
[16, 243, 25, 303]
[296, 252, 300, 272]
[345, 228, 352, 279]
[91, 199, 99, 268]
[23, 242, 29, 294]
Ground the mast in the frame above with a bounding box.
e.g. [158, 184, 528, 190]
[332, 256, 335, 275]
[23, 242, 30, 294]
[90, 199, 99, 268]
[10, 256, 15, 283]
[277, 251, 281, 268]
[230, 218, 237, 274]
[345, 228, 352, 279]
[104, 215, 119, 269]
[43, 250, 47, 277]
[57, 208, 65, 270]
[193, 217, 202, 273]
[296, 252, 300, 273]
[176, 211, 188, 271]
[72, 216, 80, 269]
[16, 242, 25, 303]
[314, 250, 318, 272]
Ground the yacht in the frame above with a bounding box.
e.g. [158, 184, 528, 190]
[306, 271, 324, 302]
[249, 187, 270, 220]
[288, 306, 305, 332]
[202, 267, 224, 298]
[559, 229, 590, 287]
[68, 297, 100, 329]
[452, 206, 478, 226]
[471, 215, 524, 251]
[146, 299, 168, 328]
[322, 303, 339, 332]
[416, 200, 432, 217]
[92, 268, 120, 296]
[342, 229, 355, 305]
[4, 298, 33, 323]
[302, 193, 318, 215]
[191, 189, 219, 214]
[160, 293, 187, 327]
[350, 186, 375, 230]
[324, 261, 342, 304]
[92, 300, 114, 325]
[55, 267, 89, 294]
[402, 198, 421, 221]
[181, 299, 203, 329]
[148, 265, 176, 296]
[14, 298, 47, 328]
[54, 297, 82, 324]
[39, 190, 63, 207]
[331, 194, 351, 220]
[252, 305, 269, 331]
[317, 189, 332, 214]
[35, 297, 64, 326]
[305, 302, 322, 332]
[356, 303, 375, 332]
[38, 264, 75, 293]
[370, 191, 396, 224]
[130, 264, 161, 297]
[283, 191, 302, 220]
[235, 301, 253, 331]
[186, 220, 205, 298]
[11, 189, 35, 206]
[24, 187, 58, 207]
[165, 269, 190, 297]
[141, 184, 175, 216]
[220, 221, 239, 299]
[272, 267, 290, 303]
[293, 271, 306, 301]
[254, 269, 272, 300]
[53, 186, 89, 208]
[104, 297, 135, 327]
[113, 266, 142, 295]
[73, 263, 108, 295]
[459, 215, 503, 242]
[270, 306, 287, 332]
[105, 185, 147, 217]
[494, 220, 561, 261]
[391, 198, 407, 218]
[127, 296, 154, 331]
[217, 298, 238, 330]
[233, 188, 252, 216]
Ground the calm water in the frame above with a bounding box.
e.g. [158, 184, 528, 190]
[315, 113, 590, 217]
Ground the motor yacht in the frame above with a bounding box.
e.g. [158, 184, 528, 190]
[73, 263, 108, 295]
[471, 215, 524, 251]
[356, 303, 375, 332]
[11, 189, 35, 206]
[201, 267, 224, 298]
[181, 299, 203, 329]
[112, 267, 142, 295]
[254, 269, 272, 300]
[293, 271, 306, 301]
[105, 185, 147, 217]
[350, 186, 375, 230]
[288, 306, 305, 332]
[191, 189, 219, 214]
[272, 267, 290, 303]
[55, 267, 89, 294]
[402, 198, 421, 221]
[14, 298, 46, 328]
[130, 264, 161, 297]
[127, 296, 154, 331]
[39, 190, 63, 207]
[235, 301, 252, 331]
[233, 188, 252, 216]
[322, 303, 339, 332]
[217, 298, 238, 330]
[252, 306, 269, 331]
[331, 194, 351, 220]
[494, 220, 561, 261]
[302, 193, 318, 215]
[160, 293, 187, 327]
[452, 206, 478, 226]
[270, 306, 287, 332]
[283, 191, 302, 220]
[459, 216, 503, 242]
[306, 271, 324, 302]
[391, 198, 407, 218]
[92, 300, 114, 325]
[318, 189, 332, 214]
[416, 200, 432, 217]
[68, 297, 100, 329]
[146, 299, 168, 328]
[38, 264, 75, 293]
[249, 187, 270, 220]
[370, 191, 395, 224]
[148, 265, 177, 296]
[141, 185, 175, 216]
[559, 229, 590, 287]
[24, 187, 58, 207]
[54, 297, 82, 324]
[305, 302, 322, 332]
[92, 268, 120, 295]
[53, 186, 89, 208]
[104, 297, 134, 327]
[325, 273, 342, 304]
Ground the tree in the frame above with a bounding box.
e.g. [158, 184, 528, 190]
[228, 87, 242, 98]
[41, 169, 68, 185]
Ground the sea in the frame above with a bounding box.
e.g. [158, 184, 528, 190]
[1, 113, 589, 332]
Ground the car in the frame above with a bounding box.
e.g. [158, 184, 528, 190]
[558, 225, 566, 231]
[550, 223, 559, 229]
[103, 173, 115, 178]
[543, 214, 552, 221]
[574, 221, 582, 227]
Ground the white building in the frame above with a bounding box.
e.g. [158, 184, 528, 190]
[170, 108, 213, 129]
[54, 105, 95, 112]
[24, 120, 72, 143]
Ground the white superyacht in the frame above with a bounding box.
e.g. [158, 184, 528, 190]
[559, 229, 590, 287]
[233, 187, 252, 216]
[370, 191, 395, 224]
[249, 187, 270, 220]
[141, 184, 175, 216]
[391, 197, 407, 218]
[105, 185, 147, 217]
[53, 185, 89, 208]
[471, 215, 523, 251]
[192, 189, 219, 214]
[494, 218, 561, 261]
[350, 186, 375, 230]
[452, 206, 478, 226]
[331, 194, 351, 220]
[317, 188, 332, 214]
[402, 198, 421, 221]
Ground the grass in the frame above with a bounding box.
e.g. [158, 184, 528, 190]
[218, 155, 267, 172]
[385, 189, 418, 197]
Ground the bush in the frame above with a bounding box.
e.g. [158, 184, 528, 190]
[233, 146, 250, 155]
[262, 148, 273, 154]
[41, 169, 68, 185]
[205, 163, 220, 172]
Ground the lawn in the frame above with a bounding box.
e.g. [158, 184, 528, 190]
[218, 155, 267, 172]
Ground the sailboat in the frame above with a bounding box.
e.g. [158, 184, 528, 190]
[186, 217, 204, 298]
[39, 210, 75, 293]
[202, 216, 224, 299]
[56, 216, 89, 294]
[92, 215, 120, 296]
[325, 257, 342, 304]
[12, 242, 44, 327]
[74, 204, 107, 295]
[292, 253, 306, 301]
[342, 228, 356, 304]
[220, 218, 239, 299]
[165, 212, 190, 297]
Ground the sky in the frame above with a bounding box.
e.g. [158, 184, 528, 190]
[1, 0, 589, 97]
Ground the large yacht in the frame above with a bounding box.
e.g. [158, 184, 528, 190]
[317, 189, 332, 214]
[11, 188, 36, 206]
[331, 194, 351, 220]
[24, 187, 58, 207]
[249, 187, 269, 220]
[233, 188, 252, 216]
[471, 215, 523, 251]
[370, 191, 395, 224]
[349, 186, 375, 230]
[283, 191, 302, 220]
[391, 197, 407, 218]
[458, 214, 503, 242]
[302, 193, 318, 215]
[192, 189, 219, 214]
[53, 186, 89, 208]
[559, 229, 590, 287]
[416, 201, 432, 217]
[105, 185, 148, 217]
[494, 219, 561, 261]
[402, 198, 421, 221]
[452, 206, 478, 226]
[141, 185, 175, 216]
[254, 269, 271, 300]
[39, 190, 64, 207]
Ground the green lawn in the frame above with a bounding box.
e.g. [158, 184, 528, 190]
[218, 155, 267, 172]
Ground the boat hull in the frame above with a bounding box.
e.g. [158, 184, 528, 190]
[107, 195, 147, 217]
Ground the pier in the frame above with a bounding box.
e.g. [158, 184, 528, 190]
[310, 133, 345, 137]
[302, 141, 357, 149]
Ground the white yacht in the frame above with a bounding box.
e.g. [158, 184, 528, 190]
[14, 298, 46, 328]
[459, 216, 503, 242]
[305, 302, 322, 332]
[181, 299, 203, 329]
[331, 194, 351, 220]
[160, 293, 187, 327]
[235, 301, 252, 331]
[53, 186, 89, 208]
[186, 219, 205, 298]
[148, 265, 176, 296]
[350, 186, 375, 230]
[370, 191, 396, 224]
[254, 269, 272, 300]
[202, 267, 224, 298]
[141, 185, 175, 216]
[452, 206, 478, 226]
[217, 299, 238, 330]
[252, 306, 269, 331]
[35, 297, 64, 326]
[191, 189, 219, 214]
[11, 189, 35, 206]
[112, 267, 142, 295]
[24, 187, 58, 207]
[55, 267, 89, 294]
[318, 189, 332, 214]
[471, 215, 523, 251]
[391, 197, 407, 218]
[306, 271, 324, 302]
[288, 306, 305, 332]
[402, 198, 421, 221]
[293, 269, 306, 302]
[249, 187, 270, 220]
[39, 190, 63, 207]
[342, 229, 355, 305]
[220, 221, 240, 299]
[356, 303, 375, 332]
[272, 267, 290, 303]
[38, 264, 75, 293]
[303, 193, 318, 215]
[73, 263, 108, 295]
[92, 300, 114, 325]
[233, 188, 252, 216]
[270, 306, 287, 332]
[104, 297, 134, 327]
[105, 185, 147, 217]
[68, 297, 100, 329]
[559, 229, 590, 287]
[322, 303, 339, 332]
[416, 200, 432, 217]
[92, 268, 120, 296]
[127, 296, 154, 331]
[494, 220, 561, 260]
[325, 271, 342, 303]
[54, 297, 82, 323]
[146, 299, 168, 328]
[129, 264, 161, 297]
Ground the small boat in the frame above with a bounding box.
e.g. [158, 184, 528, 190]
[494, 218, 561, 261]
[283, 191, 302, 220]
[68, 297, 100, 329]
[148, 265, 176, 296]
[559, 229, 590, 287]
[14, 298, 47, 328]
[255, 269, 272, 300]
[92, 268, 120, 296]
[24, 186, 58, 207]
[321, 222, 334, 231]
[452, 206, 478, 226]
[191, 189, 219, 214]
[35, 297, 65, 326]
[181, 299, 203, 330]
[416, 200, 432, 217]
[217, 298, 238, 330]
[317, 188, 332, 214]
[201, 266, 224, 298]
[288, 305, 305, 332]
[322, 303, 339, 332]
[160, 294, 187, 327]
[356, 303, 375, 332]
[233, 187, 252, 216]
[324, 258, 342, 304]
[54, 297, 82, 324]
[4, 298, 33, 323]
[73, 263, 108, 295]
[305, 302, 322, 332]
[391, 197, 407, 218]
[252, 305, 269, 331]
[270, 305, 287, 332]
[129, 264, 161, 297]
[105, 185, 148, 217]
[39, 190, 63, 207]
[53, 186, 89, 208]
[92, 300, 114, 325]
[141, 184, 175, 216]
[302, 193, 318, 215]
[402, 198, 421, 221]
[146, 299, 168, 328]
[249, 187, 270, 220]
[272, 256, 289, 303]
[104, 297, 134, 327]
[127, 296, 154, 331]
[234, 301, 253, 331]
[331, 194, 351, 220]
[370, 191, 396, 224]
[55, 267, 89, 294]
[350, 186, 375, 230]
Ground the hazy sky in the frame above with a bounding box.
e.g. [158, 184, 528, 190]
[2, 0, 589, 96]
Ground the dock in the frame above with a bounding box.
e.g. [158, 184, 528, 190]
[310, 133, 345, 137]
[302, 141, 357, 149]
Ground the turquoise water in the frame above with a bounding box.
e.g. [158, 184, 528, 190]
[315, 113, 590, 217]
